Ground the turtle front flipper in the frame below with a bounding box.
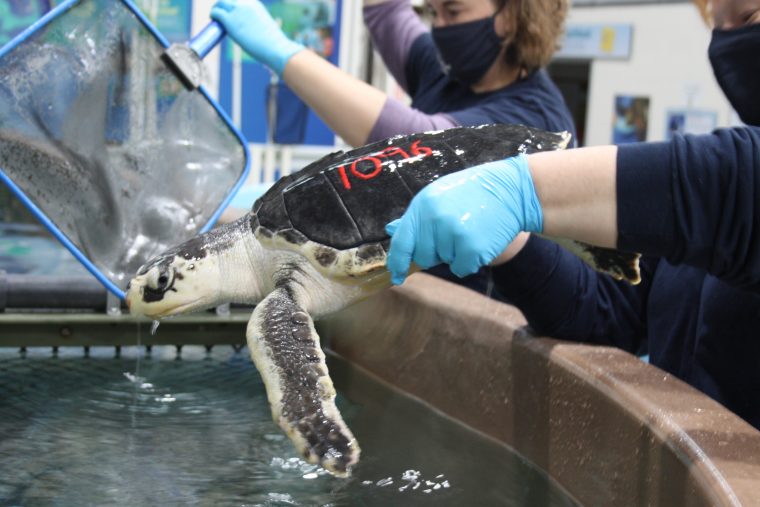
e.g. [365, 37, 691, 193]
[247, 284, 360, 476]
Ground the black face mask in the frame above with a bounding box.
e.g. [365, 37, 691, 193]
[708, 23, 760, 126]
[432, 15, 504, 86]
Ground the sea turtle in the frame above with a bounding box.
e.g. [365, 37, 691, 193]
[126, 124, 640, 477]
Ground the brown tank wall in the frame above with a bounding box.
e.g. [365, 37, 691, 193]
[319, 274, 760, 507]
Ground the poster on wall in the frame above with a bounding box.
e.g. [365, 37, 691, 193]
[665, 110, 717, 140]
[0, 0, 52, 46]
[612, 95, 649, 144]
[1, 1, 191, 45]
[555, 24, 632, 60]
[133, 0, 192, 42]
[218, 0, 341, 146]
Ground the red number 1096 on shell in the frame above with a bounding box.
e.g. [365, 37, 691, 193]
[336, 140, 433, 190]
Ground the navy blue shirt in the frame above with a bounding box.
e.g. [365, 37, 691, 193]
[406, 32, 578, 291]
[405, 33, 577, 139]
[494, 127, 760, 429]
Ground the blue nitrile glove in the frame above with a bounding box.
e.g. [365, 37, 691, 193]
[385, 154, 543, 284]
[211, 0, 304, 77]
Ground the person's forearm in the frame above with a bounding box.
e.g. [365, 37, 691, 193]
[490, 232, 530, 265]
[528, 145, 618, 249]
[282, 50, 387, 147]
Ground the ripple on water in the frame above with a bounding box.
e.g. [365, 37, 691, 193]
[0, 346, 578, 507]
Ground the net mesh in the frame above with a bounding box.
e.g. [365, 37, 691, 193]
[0, 0, 246, 289]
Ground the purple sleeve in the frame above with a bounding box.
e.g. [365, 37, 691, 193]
[617, 127, 760, 289]
[363, 0, 427, 92]
[492, 235, 651, 351]
[367, 97, 458, 143]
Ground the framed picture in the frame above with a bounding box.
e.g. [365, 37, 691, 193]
[612, 95, 649, 144]
[665, 109, 717, 140]
[218, 0, 342, 146]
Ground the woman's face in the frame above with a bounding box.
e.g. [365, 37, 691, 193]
[426, 0, 497, 28]
[711, 0, 760, 29]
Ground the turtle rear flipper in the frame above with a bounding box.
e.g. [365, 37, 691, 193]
[247, 284, 360, 476]
[545, 236, 641, 284]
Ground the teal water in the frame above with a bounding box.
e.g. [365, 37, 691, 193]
[0, 223, 89, 276]
[0, 346, 578, 507]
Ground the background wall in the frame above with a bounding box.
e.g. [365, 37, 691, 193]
[567, 2, 738, 146]
[191, 0, 740, 181]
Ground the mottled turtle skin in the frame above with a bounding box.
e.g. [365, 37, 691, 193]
[126, 124, 640, 477]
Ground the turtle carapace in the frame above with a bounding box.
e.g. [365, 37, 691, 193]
[126, 124, 641, 476]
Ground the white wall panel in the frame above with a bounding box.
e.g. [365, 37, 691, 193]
[568, 3, 735, 145]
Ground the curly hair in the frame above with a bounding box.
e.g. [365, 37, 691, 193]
[692, 0, 712, 25]
[496, 0, 569, 71]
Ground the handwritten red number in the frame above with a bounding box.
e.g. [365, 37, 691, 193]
[380, 146, 410, 159]
[337, 141, 432, 190]
[410, 140, 432, 156]
[337, 165, 351, 190]
[351, 156, 382, 180]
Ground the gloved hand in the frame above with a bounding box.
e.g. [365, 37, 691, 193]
[211, 0, 304, 76]
[385, 154, 543, 284]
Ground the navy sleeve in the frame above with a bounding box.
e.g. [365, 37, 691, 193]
[404, 34, 443, 99]
[448, 70, 577, 141]
[449, 96, 549, 129]
[493, 235, 653, 352]
[617, 127, 760, 290]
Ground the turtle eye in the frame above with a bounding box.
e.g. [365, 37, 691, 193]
[147, 267, 173, 291]
[142, 266, 176, 303]
[156, 268, 173, 290]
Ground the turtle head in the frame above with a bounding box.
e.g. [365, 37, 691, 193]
[126, 236, 223, 319]
[126, 217, 257, 319]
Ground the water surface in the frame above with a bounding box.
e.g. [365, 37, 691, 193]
[0, 345, 578, 507]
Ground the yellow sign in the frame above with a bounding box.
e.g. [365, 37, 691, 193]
[600, 26, 616, 54]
